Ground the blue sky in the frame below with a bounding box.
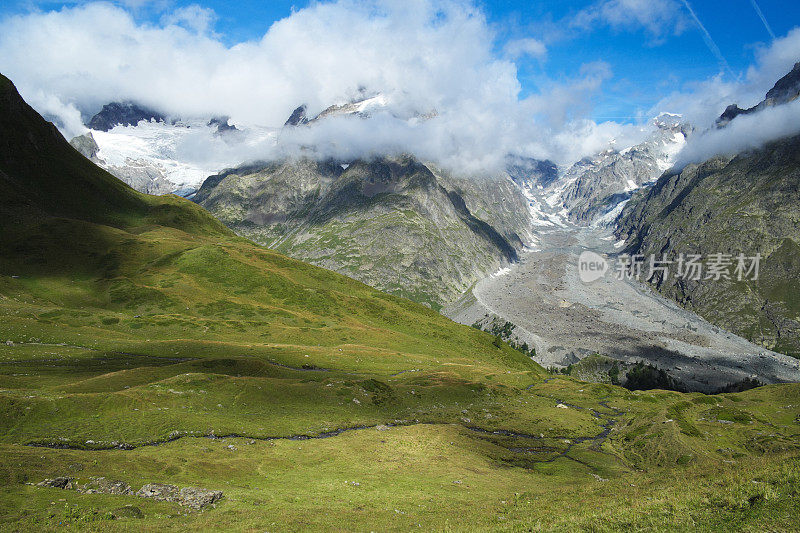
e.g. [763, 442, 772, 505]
[2, 0, 796, 123]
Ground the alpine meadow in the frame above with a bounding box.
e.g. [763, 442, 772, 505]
[1, 1, 800, 531]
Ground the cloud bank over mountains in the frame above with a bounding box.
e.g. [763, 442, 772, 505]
[0, 0, 798, 174]
[656, 27, 800, 168]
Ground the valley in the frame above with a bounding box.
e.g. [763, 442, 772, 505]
[0, 2, 799, 528]
[445, 223, 800, 392]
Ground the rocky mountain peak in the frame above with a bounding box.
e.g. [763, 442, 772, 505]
[207, 116, 239, 135]
[87, 101, 165, 132]
[716, 61, 800, 127]
[69, 131, 100, 159]
[765, 61, 800, 105]
[284, 105, 309, 126]
[504, 155, 559, 190]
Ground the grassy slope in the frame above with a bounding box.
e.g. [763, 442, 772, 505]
[0, 73, 799, 531]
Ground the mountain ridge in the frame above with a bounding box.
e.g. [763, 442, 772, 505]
[194, 154, 533, 309]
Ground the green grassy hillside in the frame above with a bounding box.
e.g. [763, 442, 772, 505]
[1, 73, 799, 531]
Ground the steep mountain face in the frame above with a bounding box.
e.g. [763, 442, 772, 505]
[284, 105, 310, 126]
[87, 101, 166, 131]
[559, 114, 689, 224]
[616, 66, 800, 356]
[616, 133, 800, 356]
[194, 156, 533, 309]
[717, 62, 800, 126]
[505, 155, 559, 190]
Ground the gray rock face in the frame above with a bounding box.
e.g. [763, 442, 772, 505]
[81, 477, 134, 495]
[195, 155, 533, 309]
[284, 105, 309, 126]
[69, 131, 100, 159]
[616, 134, 800, 356]
[560, 114, 689, 224]
[87, 102, 165, 132]
[505, 155, 559, 190]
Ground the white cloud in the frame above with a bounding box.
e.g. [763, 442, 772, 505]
[161, 4, 217, 35]
[0, 0, 647, 173]
[504, 38, 546, 60]
[653, 28, 800, 128]
[654, 27, 800, 168]
[572, 0, 689, 42]
[674, 98, 800, 169]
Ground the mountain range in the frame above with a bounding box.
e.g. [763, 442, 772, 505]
[2, 68, 800, 530]
[193, 155, 534, 309]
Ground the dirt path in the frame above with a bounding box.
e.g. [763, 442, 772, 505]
[444, 225, 800, 392]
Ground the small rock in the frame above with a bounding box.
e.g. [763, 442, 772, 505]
[137, 483, 223, 509]
[37, 477, 73, 489]
[178, 487, 224, 510]
[80, 477, 134, 496]
[137, 483, 181, 502]
[556, 403, 568, 409]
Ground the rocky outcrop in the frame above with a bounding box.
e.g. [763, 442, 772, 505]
[137, 483, 223, 509]
[35, 477, 222, 510]
[284, 105, 309, 126]
[69, 131, 100, 159]
[82, 477, 134, 495]
[716, 62, 800, 126]
[195, 155, 533, 309]
[87, 102, 165, 132]
[37, 477, 74, 489]
[208, 116, 239, 135]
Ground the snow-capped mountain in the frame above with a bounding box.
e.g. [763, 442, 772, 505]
[557, 113, 690, 224]
[70, 103, 278, 196]
[71, 93, 402, 197]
